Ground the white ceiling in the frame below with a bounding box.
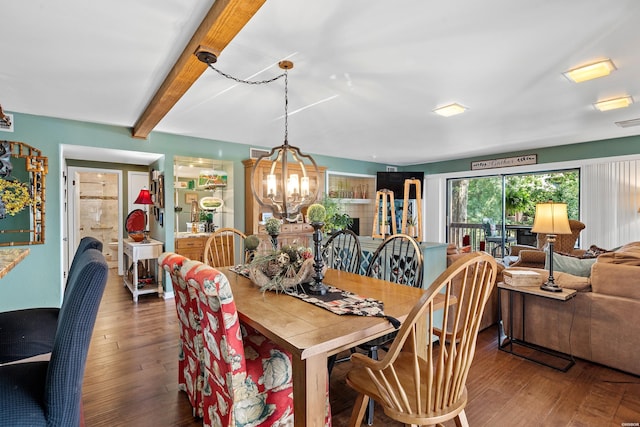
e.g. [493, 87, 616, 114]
[3, 0, 640, 166]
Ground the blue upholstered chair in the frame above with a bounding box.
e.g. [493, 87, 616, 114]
[0, 237, 103, 364]
[0, 247, 108, 426]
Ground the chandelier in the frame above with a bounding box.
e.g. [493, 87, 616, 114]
[196, 50, 320, 221]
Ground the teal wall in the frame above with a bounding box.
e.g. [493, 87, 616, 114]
[0, 112, 384, 311]
[2, 111, 639, 310]
[402, 136, 640, 174]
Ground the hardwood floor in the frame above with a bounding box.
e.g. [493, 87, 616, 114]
[82, 269, 640, 426]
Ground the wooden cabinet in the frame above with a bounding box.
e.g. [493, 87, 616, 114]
[175, 234, 232, 263]
[256, 223, 314, 252]
[242, 158, 326, 236]
[175, 235, 208, 262]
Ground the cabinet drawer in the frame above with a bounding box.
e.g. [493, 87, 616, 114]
[175, 237, 206, 250]
[137, 243, 163, 259]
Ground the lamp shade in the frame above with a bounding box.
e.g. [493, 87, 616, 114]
[134, 187, 154, 205]
[531, 202, 571, 234]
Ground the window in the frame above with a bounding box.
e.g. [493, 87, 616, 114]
[447, 169, 579, 254]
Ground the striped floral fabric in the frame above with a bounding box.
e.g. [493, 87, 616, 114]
[159, 252, 204, 417]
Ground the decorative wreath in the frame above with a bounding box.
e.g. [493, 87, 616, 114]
[0, 178, 33, 218]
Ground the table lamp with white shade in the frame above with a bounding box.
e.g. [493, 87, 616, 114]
[531, 201, 572, 292]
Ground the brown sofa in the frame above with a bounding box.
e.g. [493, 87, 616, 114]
[502, 241, 640, 376]
[447, 244, 501, 332]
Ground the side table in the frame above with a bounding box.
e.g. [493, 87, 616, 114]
[497, 281, 577, 371]
[123, 239, 164, 302]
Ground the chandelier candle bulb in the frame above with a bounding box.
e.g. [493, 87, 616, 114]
[267, 174, 277, 197]
[301, 177, 310, 197]
[288, 174, 299, 197]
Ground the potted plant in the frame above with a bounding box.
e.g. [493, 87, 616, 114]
[319, 196, 352, 235]
[407, 216, 416, 237]
[264, 217, 282, 249]
[505, 187, 529, 223]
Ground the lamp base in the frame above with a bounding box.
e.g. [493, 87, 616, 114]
[540, 281, 562, 292]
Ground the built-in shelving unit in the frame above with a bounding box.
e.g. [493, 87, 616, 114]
[173, 156, 234, 234]
[325, 171, 376, 236]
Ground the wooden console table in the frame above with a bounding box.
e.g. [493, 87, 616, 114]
[498, 281, 577, 371]
[0, 248, 29, 279]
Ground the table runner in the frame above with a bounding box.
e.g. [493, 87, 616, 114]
[230, 265, 400, 328]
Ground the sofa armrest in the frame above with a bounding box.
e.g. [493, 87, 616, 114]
[509, 249, 546, 269]
[509, 244, 537, 257]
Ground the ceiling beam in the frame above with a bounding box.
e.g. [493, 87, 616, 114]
[132, 0, 266, 139]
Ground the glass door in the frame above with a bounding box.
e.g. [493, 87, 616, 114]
[447, 169, 580, 257]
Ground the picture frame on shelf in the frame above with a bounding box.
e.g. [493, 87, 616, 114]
[185, 192, 198, 204]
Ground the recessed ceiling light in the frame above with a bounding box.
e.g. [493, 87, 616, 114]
[593, 96, 633, 112]
[433, 103, 467, 117]
[563, 59, 616, 83]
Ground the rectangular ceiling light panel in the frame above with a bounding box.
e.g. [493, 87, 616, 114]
[564, 59, 616, 83]
[593, 96, 633, 112]
[433, 103, 467, 117]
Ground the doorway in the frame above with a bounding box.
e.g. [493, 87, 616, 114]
[67, 167, 123, 273]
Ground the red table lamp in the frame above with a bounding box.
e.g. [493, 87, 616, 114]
[134, 187, 154, 243]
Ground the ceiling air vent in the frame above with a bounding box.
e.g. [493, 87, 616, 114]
[386, 166, 398, 172]
[250, 148, 270, 159]
[615, 118, 640, 128]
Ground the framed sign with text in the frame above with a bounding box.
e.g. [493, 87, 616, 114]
[471, 154, 537, 170]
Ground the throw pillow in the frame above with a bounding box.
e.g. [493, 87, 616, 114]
[545, 252, 597, 277]
[583, 244, 610, 259]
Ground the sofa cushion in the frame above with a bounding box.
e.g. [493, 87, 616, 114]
[545, 252, 597, 277]
[597, 241, 640, 266]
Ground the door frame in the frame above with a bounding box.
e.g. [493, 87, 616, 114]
[67, 166, 123, 276]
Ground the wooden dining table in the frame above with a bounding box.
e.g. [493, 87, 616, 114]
[220, 267, 450, 427]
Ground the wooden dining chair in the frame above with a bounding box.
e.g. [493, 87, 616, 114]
[203, 227, 247, 267]
[356, 233, 424, 423]
[322, 229, 362, 274]
[346, 252, 497, 427]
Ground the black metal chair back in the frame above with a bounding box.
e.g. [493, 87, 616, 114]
[366, 234, 423, 288]
[322, 229, 362, 274]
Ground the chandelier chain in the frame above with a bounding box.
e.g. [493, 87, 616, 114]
[206, 64, 285, 85]
[206, 63, 290, 145]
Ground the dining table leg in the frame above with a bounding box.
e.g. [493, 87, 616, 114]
[292, 352, 328, 427]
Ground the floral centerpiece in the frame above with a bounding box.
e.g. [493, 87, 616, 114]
[0, 178, 33, 219]
[248, 244, 321, 293]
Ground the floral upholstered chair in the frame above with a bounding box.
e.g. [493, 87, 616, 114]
[159, 252, 204, 417]
[181, 260, 309, 427]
